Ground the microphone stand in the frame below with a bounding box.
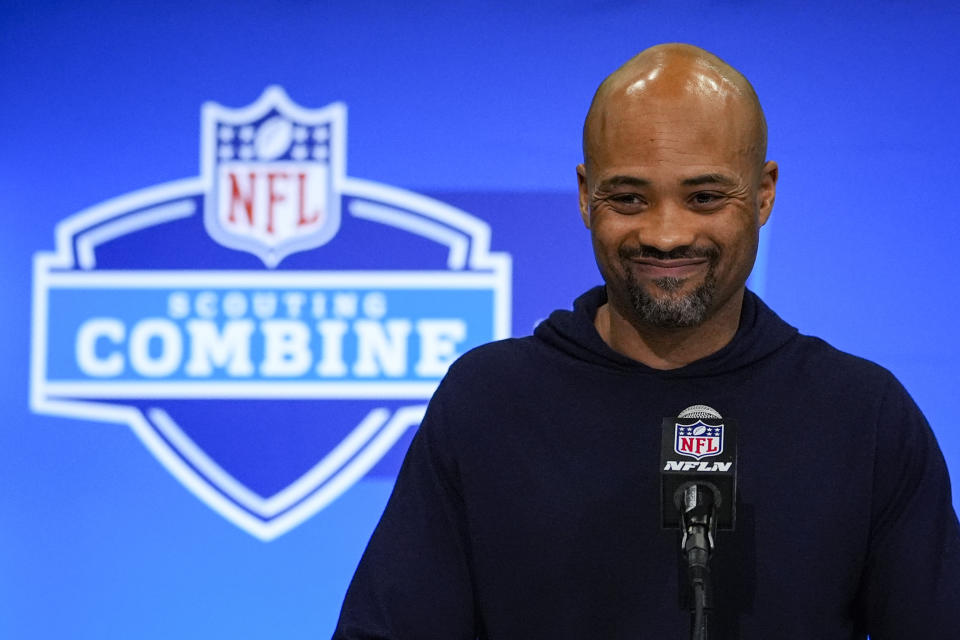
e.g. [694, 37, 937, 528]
[675, 483, 718, 640]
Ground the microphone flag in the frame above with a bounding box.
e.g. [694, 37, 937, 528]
[661, 415, 738, 530]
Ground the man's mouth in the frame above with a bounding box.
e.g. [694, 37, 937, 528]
[627, 257, 709, 280]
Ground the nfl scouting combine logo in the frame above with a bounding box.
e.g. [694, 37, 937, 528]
[30, 87, 511, 540]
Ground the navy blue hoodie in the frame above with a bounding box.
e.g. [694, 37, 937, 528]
[334, 288, 960, 639]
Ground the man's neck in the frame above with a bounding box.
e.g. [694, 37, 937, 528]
[593, 289, 745, 370]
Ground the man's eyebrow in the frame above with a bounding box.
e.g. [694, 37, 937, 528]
[596, 175, 651, 190]
[682, 173, 738, 187]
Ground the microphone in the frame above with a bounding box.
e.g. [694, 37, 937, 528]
[660, 404, 737, 533]
[660, 404, 738, 640]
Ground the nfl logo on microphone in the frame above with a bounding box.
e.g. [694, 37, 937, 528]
[675, 421, 724, 460]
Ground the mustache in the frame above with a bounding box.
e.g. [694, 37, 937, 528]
[618, 245, 720, 262]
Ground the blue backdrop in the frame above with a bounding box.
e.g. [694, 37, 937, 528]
[3, 1, 959, 637]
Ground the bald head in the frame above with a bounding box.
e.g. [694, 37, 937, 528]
[583, 43, 767, 173]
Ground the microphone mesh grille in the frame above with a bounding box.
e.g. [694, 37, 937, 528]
[678, 404, 722, 419]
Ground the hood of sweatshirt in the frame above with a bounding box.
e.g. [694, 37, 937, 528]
[533, 286, 799, 378]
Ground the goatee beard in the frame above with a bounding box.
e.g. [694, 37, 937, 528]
[618, 246, 719, 328]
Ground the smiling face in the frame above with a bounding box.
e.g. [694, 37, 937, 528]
[578, 46, 777, 330]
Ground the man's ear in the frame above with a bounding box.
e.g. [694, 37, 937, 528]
[757, 160, 778, 226]
[577, 163, 591, 228]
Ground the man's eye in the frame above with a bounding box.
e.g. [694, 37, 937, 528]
[603, 194, 648, 214]
[690, 192, 723, 207]
[609, 193, 646, 207]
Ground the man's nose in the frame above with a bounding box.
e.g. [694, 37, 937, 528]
[635, 201, 698, 252]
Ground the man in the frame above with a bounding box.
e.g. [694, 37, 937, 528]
[333, 44, 960, 639]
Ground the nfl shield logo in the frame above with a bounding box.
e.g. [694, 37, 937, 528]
[675, 420, 724, 460]
[201, 86, 344, 267]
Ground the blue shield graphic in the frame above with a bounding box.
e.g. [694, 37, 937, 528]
[31, 88, 512, 540]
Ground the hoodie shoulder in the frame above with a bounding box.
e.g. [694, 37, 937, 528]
[783, 330, 902, 392]
[443, 337, 543, 386]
